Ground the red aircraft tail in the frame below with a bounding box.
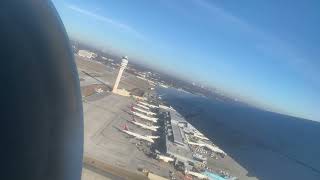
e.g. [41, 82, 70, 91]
[123, 124, 129, 131]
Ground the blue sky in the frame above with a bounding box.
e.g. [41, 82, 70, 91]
[52, 0, 320, 121]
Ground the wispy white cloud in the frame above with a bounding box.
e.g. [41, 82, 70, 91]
[191, 0, 320, 89]
[190, 0, 254, 32]
[66, 4, 146, 40]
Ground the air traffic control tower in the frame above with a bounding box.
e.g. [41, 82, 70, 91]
[112, 56, 128, 93]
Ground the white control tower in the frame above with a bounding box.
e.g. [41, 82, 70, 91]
[112, 56, 128, 93]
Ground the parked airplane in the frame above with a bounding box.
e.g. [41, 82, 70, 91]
[121, 108, 157, 123]
[131, 111, 158, 123]
[127, 117, 159, 132]
[138, 101, 158, 109]
[118, 124, 154, 143]
[136, 103, 150, 110]
[157, 155, 174, 163]
[132, 106, 156, 116]
[185, 170, 208, 180]
[146, 135, 160, 139]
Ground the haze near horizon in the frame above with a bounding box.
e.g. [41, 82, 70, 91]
[53, 0, 320, 121]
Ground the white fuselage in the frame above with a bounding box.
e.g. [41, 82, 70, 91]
[136, 103, 150, 110]
[185, 171, 208, 180]
[138, 101, 158, 109]
[131, 111, 158, 123]
[128, 120, 159, 132]
[147, 135, 160, 139]
[121, 129, 154, 143]
[157, 155, 174, 162]
[133, 106, 156, 116]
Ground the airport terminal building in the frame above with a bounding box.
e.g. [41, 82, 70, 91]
[165, 108, 196, 169]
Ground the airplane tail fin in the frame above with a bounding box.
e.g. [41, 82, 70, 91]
[123, 124, 129, 131]
[121, 108, 132, 115]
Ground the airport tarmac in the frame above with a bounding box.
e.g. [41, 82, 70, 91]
[82, 165, 114, 180]
[76, 57, 172, 179]
[82, 92, 171, 179]
[76, 56, 149, 91]
[76, 57, 249, 180]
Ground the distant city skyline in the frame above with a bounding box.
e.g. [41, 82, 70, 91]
[53, 0, 320, 121]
